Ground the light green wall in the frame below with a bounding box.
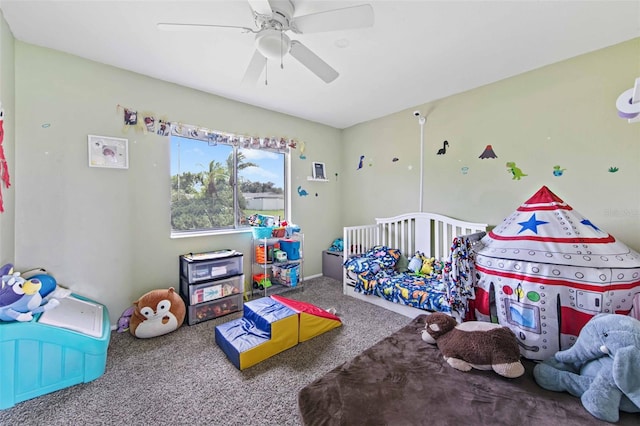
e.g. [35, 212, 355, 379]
[14, 42, 342, 324]
[8, 35, 640, 326]
[0, 11, 14, 264]
[341, 38, 640, 252]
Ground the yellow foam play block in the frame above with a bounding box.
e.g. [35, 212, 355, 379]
[238, 313, 299, 370]
[271, 295, 342, 343]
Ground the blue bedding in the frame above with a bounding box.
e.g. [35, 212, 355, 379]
[344, 238, 476, 317]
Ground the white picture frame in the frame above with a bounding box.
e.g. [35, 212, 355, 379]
[88, 135, 129, 169]
[312, 162, 326, 180]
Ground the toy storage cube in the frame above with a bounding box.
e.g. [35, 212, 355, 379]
[0, 294, 110, 409]
[322, 250, 344, 281]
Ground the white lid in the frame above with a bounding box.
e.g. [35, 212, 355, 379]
[38, 295, 104, 338]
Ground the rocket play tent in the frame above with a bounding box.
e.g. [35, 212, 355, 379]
[474, 186, 640, 360]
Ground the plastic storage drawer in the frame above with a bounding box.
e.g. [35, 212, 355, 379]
[180, 251, 243, 283]
[181, 274, 244, 305]
[186, 294, 243, 325]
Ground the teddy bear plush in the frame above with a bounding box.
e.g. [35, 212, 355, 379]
[421, 312, 524, 378]
[533, 313, 640, 423]
[129, 287, 185, 338]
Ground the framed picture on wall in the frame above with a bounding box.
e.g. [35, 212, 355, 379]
[312, 162, 326, 180]
[88, 135, 129, 169]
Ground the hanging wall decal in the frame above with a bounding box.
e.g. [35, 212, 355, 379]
[143, 114, 156, 134]
[506, 162, 527, 180]
[461, 166, 469, 175]
[0, 102, 10, 213]
[436, 140, 449, 155]
[608, 166, 620, 173]
[115, 104, 299, 153]
[157, 120, 171, 136]
[357, 155, 365, 170]
[392, 157, 399, 162]
[297, 186, 309, 196]
[479, 144, 498, 159]
[299, 141, 306, 159]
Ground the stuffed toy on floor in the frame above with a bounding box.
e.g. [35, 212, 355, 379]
[129, 287, 185, 338]
[421, 312, 524, 378]
[533, 313, 640, 423]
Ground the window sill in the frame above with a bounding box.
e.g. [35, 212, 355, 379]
[170, 228, 253, 239]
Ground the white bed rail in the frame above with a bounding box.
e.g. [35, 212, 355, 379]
[343, 212, 488, 309]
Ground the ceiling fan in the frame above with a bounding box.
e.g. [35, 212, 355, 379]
[157, 0, 374, 84]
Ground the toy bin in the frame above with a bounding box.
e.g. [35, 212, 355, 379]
[0, 294, 111, 409]
[279, 239, 301, 261]
[272, 263, 299, 287]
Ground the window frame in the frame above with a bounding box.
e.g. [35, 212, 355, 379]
[169, 128, 290, 238]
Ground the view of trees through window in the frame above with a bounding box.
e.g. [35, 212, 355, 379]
[170, 135, 286, 233]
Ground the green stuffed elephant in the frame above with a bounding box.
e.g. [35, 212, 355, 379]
[533, 313, 640, 423]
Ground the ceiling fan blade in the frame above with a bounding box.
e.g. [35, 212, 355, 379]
[289, 40, 339, 83]
[242, 50, 267, 85]
[157, 23, 256, 33]
[293, 4, 374, 34]
[248, 0, 273, 17]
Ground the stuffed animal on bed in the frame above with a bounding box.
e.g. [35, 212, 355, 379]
[533, 313, 640, 423]
[421, 313, 525, 378]
[129, 287, 185, 338]
[407, 252, 435, 278]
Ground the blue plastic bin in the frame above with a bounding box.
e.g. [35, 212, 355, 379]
[279, 239, 301, 260]
[0, 294, 111, 409]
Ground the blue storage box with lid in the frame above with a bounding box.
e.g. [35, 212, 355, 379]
[0, 294, 110, 409]
[279, 239, 301, 260]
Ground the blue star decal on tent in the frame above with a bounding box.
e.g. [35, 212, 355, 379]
[580, 218, 601, 232]
[517, 213, 549, 234]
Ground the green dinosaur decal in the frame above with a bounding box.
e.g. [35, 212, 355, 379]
[506, 162, 527, 180]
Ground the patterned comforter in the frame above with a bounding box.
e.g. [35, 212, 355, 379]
[345, 236, 477, 317]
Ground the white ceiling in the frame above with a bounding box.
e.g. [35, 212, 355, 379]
[1, 0, 639, 129]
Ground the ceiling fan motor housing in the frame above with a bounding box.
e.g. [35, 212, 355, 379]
[256, 0, 294, 30]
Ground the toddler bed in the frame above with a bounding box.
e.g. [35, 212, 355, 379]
[342, 212, 487, 321]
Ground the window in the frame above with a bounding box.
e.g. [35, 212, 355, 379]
[170, 133, 287, 235]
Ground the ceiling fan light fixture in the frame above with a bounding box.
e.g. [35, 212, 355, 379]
[255, 29, 291, 60]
